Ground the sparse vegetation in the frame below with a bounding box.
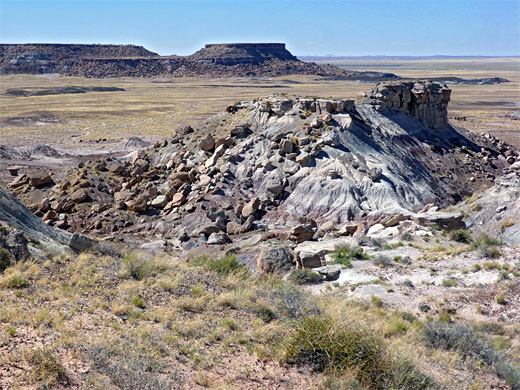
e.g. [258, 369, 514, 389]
[449, 229, 472, 244]
[330, 246, 369, 268]
[288, 269, 323, 285]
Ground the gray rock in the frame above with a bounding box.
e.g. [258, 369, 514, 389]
[257, 245, 294, 275]
[312, 265, 341, 280]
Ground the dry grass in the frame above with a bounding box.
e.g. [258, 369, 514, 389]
[0, 251, 518, 389]
[1, 57, 518, 149]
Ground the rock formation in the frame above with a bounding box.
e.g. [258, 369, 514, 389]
[8, 81, 518, 254]
[0, 42, 399, 80]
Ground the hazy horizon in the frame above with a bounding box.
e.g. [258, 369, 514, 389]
[1, 0, 519, 57]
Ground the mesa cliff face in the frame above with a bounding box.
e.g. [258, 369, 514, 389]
[0, 42, 398, 80]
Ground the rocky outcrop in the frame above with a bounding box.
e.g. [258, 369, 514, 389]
[360, 81, 451, 129]
[10, 81, 516, 254]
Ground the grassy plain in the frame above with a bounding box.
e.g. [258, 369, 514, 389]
[0, 57, 518, 149]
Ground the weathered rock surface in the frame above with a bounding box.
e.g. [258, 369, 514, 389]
[10, 81, 516, 257]
[257, 245, 294, 275]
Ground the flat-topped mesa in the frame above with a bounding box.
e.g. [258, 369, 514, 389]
[0, 43, 158, 59]
[361, 81, 451, 129]
[189, 42, 298, 65]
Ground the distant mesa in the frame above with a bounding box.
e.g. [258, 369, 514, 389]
[0, 42, 399, 80]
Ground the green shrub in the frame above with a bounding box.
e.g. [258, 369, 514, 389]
[288, 269, 323, 285]
[280, 315, 433, 389]
[6, 274, 29, 289]
[252, 305, 277, 323]
[89, 344, 181, 389]
[120, 254, 153, 280]
[193, 254, 247, 277]
[268, 284, 318, 319]
[330, 246, 369, 268]
[373, 255, 392, 268]
[441, 278, 458, 288]
[132, 295, 145, 309]
[449, 229, 472, 244]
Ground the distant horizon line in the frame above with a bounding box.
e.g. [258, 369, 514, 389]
[0, 42, 518, 58]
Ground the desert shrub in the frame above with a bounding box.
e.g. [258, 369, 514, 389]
[252, 305, 277, 323]
[394, 255, 412, 265]
[268, 283, 318, 319]
[469, 234, 502, 258]
[0, 248, 11, 273]
[422, 322, 520, 388]
[400, 232, 414, 241]
[372, 255, 392, 268]
[441, 278, 458, 288]
[193, 254, 247, 277]
[449, 229, 472, 244]
[480, 245, 502, 259]
[6, 273, 29, 289]
[89, 344, 181, 390]
[120, 254, 154, 280]
[288, 269, 323, 285]
[280, 315, 433, 389]
[24, 348, 68, 386]
[132, 295, 145, 308]
[330, 246, 369, 267]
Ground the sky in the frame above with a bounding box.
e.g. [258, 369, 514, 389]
[0, 0, 519, 56]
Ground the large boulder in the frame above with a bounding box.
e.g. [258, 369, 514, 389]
[257, 245, 294, 275]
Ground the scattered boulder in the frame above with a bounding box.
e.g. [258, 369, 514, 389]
[312, 264, 341, 281]
[257, 245, 294, 275]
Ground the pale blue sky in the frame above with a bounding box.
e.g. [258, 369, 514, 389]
[1, 0, 519, 56]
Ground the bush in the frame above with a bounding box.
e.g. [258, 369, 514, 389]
[422, 322, 520, 388]
[373, 255, 392, 268]
[25, 348, 68, 386]
[120, 254, 154, 280]
[252, 305, 277, 323]
[268, 284, 318, 319]
[469, 234, 502, 258]
[89, 344, 181, 390]
[288, 269, 323, 285]
[193, 254, 247, 277]
[450, 229, 472, 243]
[330, 246, 369, 268]
[280, 315, 433, 389]
[6, 274, 29, 289]
[441, 278, 458, 288]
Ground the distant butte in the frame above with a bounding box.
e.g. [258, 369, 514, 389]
[0, 42, 399, 80]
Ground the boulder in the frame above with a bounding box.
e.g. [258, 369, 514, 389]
[29, 172, 52, 187]
[207, 232, 231, 245]
[257, 245, 294, 275]
[242, 198, 260, 218]
[312, 265, 341, 281]
[170, 193, 186, 207]
[199, 134, 215, 151]
[71, 188, 89, 203]
[151, 195, 168, 209]
[265, 178, 284, 199]
[289, 223, 315, 243]
[414, 211, 466, 231]
[68, 232, 96, 252]
[280, 139, 293, 154]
